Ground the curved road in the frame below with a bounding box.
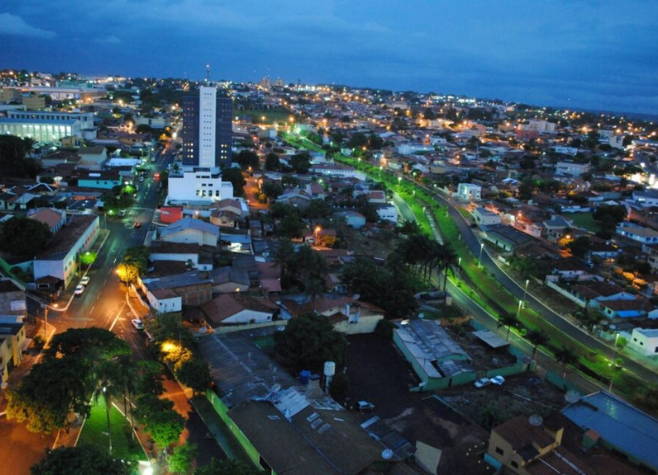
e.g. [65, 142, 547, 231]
[400, 174, 658, 386]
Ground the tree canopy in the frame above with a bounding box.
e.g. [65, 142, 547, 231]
[195, 459, 264, 475]
[222, 168, 246, 197]
[0, 216, 52, 256]
[31, 445, 130, 475]
[274, 312, 348, 372]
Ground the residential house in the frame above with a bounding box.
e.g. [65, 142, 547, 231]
[541, 215, 573, 243]
[305, 182, 326, 200]
[616, 222, 658, 244]
[0, 319, 27, 384]
[482, 224, 534, 252]
[149, 241, 213, 271]
[209, 209, 239, 229]
[0, 279, 26, 316]
[33, 215, 100, 288]
[159, 206, 183, 224]
[487, 414, 591, 475]
[455, 183, 482, 202]
[27, 208, 66, 234]
[375, 204, 398, 223]
[159, 217, 220, 246]
[209, 266, 250, 293]
[201, 293, 278, 327]
[597, 297, 653, 320]
[77, 146, 107, 170]
[628, 328, 658, 356]
[276, 189, 313, 208]
[556, 161, 590, 177]
[210, 198, 248, 218]
[138, 271, 213, 312]
[336, 211, 366, 229]
[78, 170, 122, 190]
[472, 207, 502, 227]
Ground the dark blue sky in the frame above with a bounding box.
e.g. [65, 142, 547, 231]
[2, 0, 657, 114]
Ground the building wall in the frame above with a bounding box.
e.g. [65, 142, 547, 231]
[167, 169, 233, 204]
[33, 216, 100, 288]
[222, 309, 273, 325]
[161, 228, 217, 246]
[146, 293, 182, 314]
[0, 287, 26, 315]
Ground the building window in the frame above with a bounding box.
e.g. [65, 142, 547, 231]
[495, 447, 504, 456]
[511, 461, 519, 468]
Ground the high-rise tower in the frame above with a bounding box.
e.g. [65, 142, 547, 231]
[181, 85, 232, 167]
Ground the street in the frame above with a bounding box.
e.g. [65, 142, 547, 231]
[1, 144, 224, 474]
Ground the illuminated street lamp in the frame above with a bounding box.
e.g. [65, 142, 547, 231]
[478, 242, 485, 269]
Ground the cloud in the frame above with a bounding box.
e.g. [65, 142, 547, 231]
[0, 13, 56, 39]
[96, 35, 121, 45]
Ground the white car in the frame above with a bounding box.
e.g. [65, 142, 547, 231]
[490, 375, 506, 386]
[357, 401, 375, 412]
[80, 276, 90, 286]
[131, 319, 144, 330]
[474, 377, 491, 388]
[74, 285, 85, 296]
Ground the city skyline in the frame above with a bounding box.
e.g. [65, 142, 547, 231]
[1, 1, 657, 113]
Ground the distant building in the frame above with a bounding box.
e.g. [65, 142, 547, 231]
[22, 93, 46, 111]
[629, 328, 658, 356]
[472, 207, 501, 227]
[456, 183, 482, 202]
[181, 86, 232, 167]
[159, 217, 220, 247]
[556, 161, 590, 177]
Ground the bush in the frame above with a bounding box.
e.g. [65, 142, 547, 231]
[375, 319, 395, 339]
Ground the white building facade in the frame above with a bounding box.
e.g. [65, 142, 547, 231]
[167, 166, 234, 204]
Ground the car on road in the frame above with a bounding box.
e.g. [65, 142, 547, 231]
[80, 276, 90, 286]
[131, 319, 144, 330]
[133, 222, 142, 228]
[490, 375, 505, 386]
[474, 377, 491, 388]
[357, 401, 375, 412]
[74, 285, 85, 296]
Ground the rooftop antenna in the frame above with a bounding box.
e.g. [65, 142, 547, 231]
[206, 64, 210, 85]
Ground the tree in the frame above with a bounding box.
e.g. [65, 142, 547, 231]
[276, 214, 304, 239]
[0, 135, 41, 178]
[235, 150, 259, 170]
[274, 313, 348, 372]
[290, 152, 311, 174]
[31, 445, 130, 475]
[272, 238, 297, 289]
[497, 312, 517, 341]
[169, 443, 198, 475]
[0, 216, 52, 256]
[221, 168, 246, 197]
[122, 246, 150, 277]
[265, 152, 281, 171]
[526, 329, 548, 359]
[195, 459, 263, 475]
[567, 236, 592, 258]
[175, 357, 211, 397]
[554, 346, 578, 378]
[145, 408, 185, 452]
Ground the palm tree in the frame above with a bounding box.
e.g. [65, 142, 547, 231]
[554, 346, 578, 378]
[497, 312, 517, 341]
[94, 360, 122, 454]
[438, 245, 459, 293]
[116, 355, 137, 439]
[272, 238, 296, 289]
[526, 329, 548, 359]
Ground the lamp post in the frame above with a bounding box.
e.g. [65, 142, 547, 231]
[478, 243, 485, 269]
[458, 257, 462, 279]
[517, 279, 530, 319]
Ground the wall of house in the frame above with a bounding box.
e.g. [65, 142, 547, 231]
[334, 314, 383, 334]
[223, 309, 272, 325]
[213, 282, 250, 294]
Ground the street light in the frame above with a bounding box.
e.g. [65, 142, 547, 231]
[517, 279, 530, 319]
[458, 257, 462, 279]
[478, 243, 485, 268]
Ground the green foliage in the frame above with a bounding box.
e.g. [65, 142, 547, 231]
[222, 168, 246, 197]
[235, 150, 259, 169]
[175, 357, 211, 397]
[261, 181, 283, 199]
[195, 459, 263, 475]
[80, 251, 97, 266]
[169, 443, 198, 474]
[122, 246, 150, 277]
[0, 135, 41, 178]
[143, 406, 185, 449]
[274, 313, 348, 372]
[265, 152, 281, 171]
[566, 236, 592, 258]
[31, 445, 130, 475]
[0, 216, 52, 256]
[290, 152, 311, 174]
[8, 328, 129, 433]
[374, 319, 395, 339]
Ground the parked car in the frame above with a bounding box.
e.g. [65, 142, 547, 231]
[357, 401, 375, 412]
[74, 285, 85, 296]
[131, 319, 144, 330]
[133, 222, 142, 228]
[490, 375, 505, 386]
[474, 377, 491, 388]
[80, 276, 90, 286]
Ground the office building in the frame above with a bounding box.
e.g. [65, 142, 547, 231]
[182, 86, 232, 167]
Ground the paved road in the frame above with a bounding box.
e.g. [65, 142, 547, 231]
[400, 174, 658, 386]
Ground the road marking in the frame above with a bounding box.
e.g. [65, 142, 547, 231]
[108, 302, 127, 332]
[113, 257, 118, 264]
[90, 306, 95, 314]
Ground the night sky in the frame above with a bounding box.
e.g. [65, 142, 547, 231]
[1, 0, 657, 114]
